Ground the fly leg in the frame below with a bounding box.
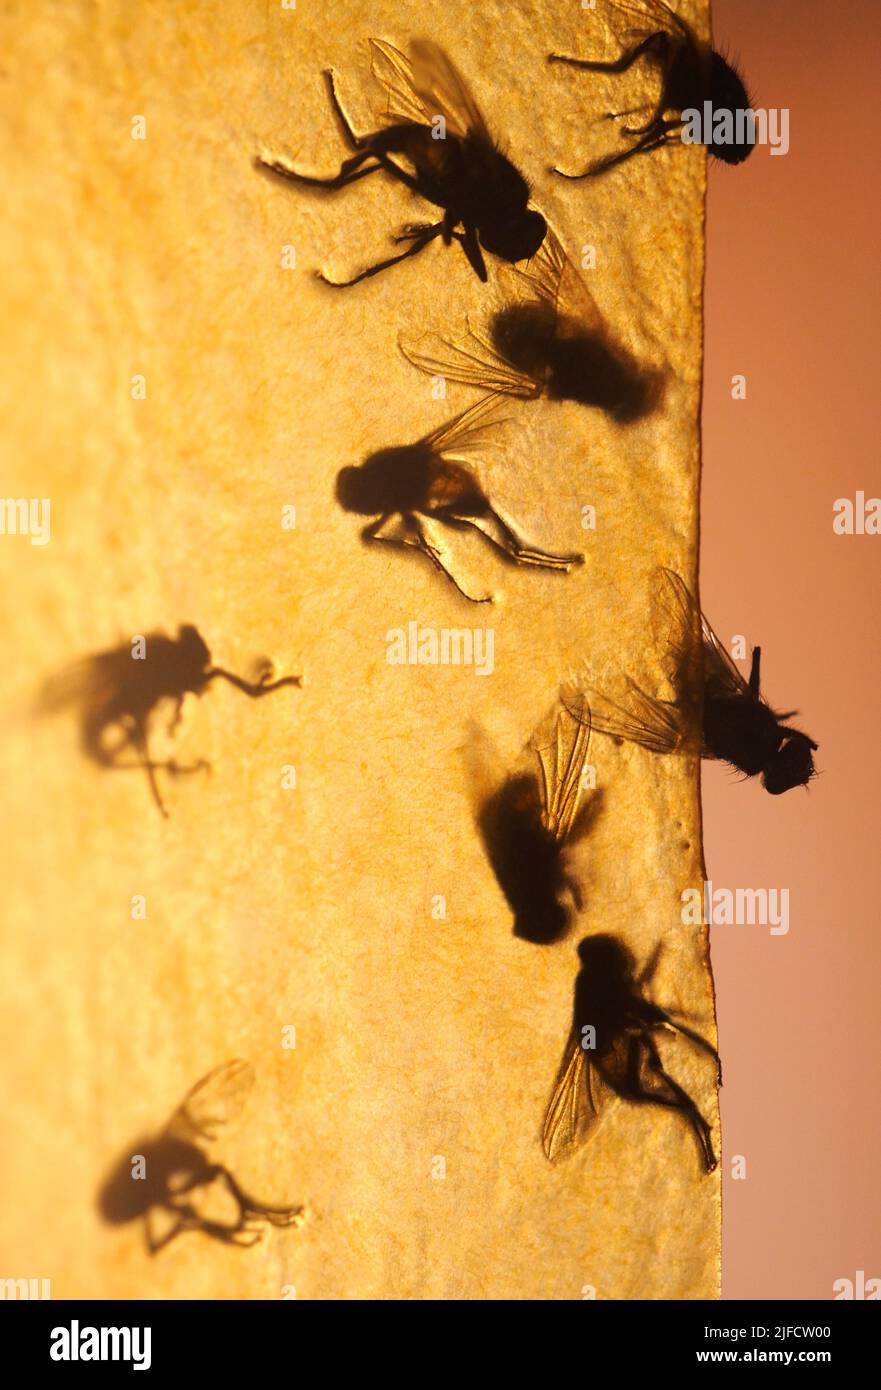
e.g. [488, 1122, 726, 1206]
[211, 1166, 304, 1229]
[205, 668, 302, 696]
[548, 33, 670, 75]
[452, 224, 488, 283]
[659, 1016, 723, 1086]
[451, 505, 584, 572]
[640, 1033, 718, 1172]
[319, 222, 446, 287]
[256, 146, 384, 190]
[362, 514, 493, 604]
[554, 121, 679, 178]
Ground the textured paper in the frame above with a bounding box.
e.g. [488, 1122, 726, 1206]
[0, 0, 717, 1299]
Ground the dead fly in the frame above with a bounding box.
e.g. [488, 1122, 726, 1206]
[336, 395, 583, 603]
[567, 568, 818, 794]
[474, 704, 600, 945]
[98, 1060, 304, 1254]
[548, 0, 754, 177]
[400, 229, 663, 422]
[543, 934, 720, 1171]
[36, 624, 301, 817]
[256, 38, 546, 285]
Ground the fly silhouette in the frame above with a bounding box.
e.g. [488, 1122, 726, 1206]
[566, 568, 818, 795]
[257, 38, 546, 285]
[401, 229, 663, 421]
[548, 0, 754, 177]
[37, 624, 301, 816]
[543, 934, 720, 1171]
[336, 395, 583, 603]
[473, 704, 600, 944]
[97, 1060, 304, 1253]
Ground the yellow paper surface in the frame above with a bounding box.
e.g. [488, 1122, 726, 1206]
[0, 0, 717, 1299]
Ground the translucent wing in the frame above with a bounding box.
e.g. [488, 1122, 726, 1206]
[166, 1060, 255, 1144]
[422, 393, 508, 459]
[506, 228, 602, 329]
[700, 613, 753, 702]
[409, 39, 491, 141]
[34, 643, 140, 715]
[401, 327, 539, 400]
[531, 704, 591, 843]
[370, 38, 490, 142]
[606, 0, 687, 42]
[564, 676, 687, 755]
[649, 567, 704, 696]
[542, 1031, 608, 1163]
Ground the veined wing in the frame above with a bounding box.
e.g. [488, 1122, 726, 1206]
[401, 327, 538, 399]
[166, 1060, 255, 1144]
[543, 1030, 608, 1163]
[507, 227, 603, 330]
[565, 676, 688, 755]
[532, 704, 591, 843]
[422, 393, 509, 460]
[370, 38, 491, 142]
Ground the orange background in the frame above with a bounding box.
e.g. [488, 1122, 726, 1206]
[705, 0, 881, 1299]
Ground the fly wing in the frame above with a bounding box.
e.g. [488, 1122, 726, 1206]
[422, 393, 509, 459]
[166, 1060, 255, 1144]
[700, 610, 754, 701]
[370, 38, 490, 142]
[531, 703, 591, 844]
[34, 644, 138, 715]
[408, 39, 492, 142]
[400, 327, 538, 399]
[506, 228, 603, 329]
[542, 1030, 609, 1163]
[564, 677, 686, 755]
[606, 0, 686, 42]
[650, 567, 704, 698]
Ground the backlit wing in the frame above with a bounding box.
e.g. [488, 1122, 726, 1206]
[370, 38, 491, 142]
[401, 327, 538, 399]
[422, 393, 508, 460]
[166, 1060, 255, 1144]
[542, 1031, 607, 1163]
[531, 704, 591, 843]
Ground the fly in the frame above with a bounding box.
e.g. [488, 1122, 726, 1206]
[336, 395, 583, 603]
[97, 1060, 304, 1253]
[543, 934, 720, 1171]
[566, 568, 818, 794]
[37, 624, 300, 816]
[548, 0, 754, 177]
[400, 229, 663, 421]
[257, 38, 547, 285]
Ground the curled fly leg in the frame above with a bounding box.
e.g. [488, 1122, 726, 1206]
[362, 514, 494, 604]
[205, 668, 301, 696]
[318, 222, 446, 288]
[639, 1034, 718, 1173]
[448, 505, 584, 572]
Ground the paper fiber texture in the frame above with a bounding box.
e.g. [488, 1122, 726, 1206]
[0, 0, 716, 1298]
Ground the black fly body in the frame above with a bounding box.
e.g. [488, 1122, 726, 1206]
[548, 0, 754, 178]
[257, 39, 547, 285]
[336, 395, 583, 602]
[566, 568, 818, 795]
[400, 229, 663, 421]
[543, 934, 720, 1171]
